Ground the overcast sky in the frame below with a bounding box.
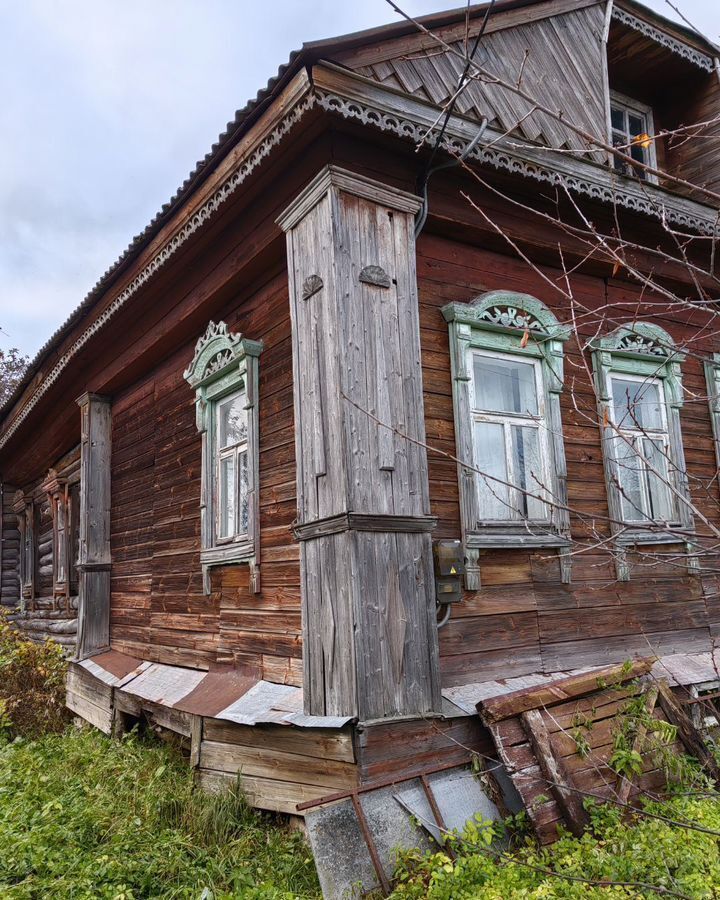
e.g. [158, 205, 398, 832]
[1, 0, 719, 360]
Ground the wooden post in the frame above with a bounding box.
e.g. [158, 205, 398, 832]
[278, 166, 441, 722]
[75, 393, 112, 659]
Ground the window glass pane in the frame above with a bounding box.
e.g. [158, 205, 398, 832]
[510, 425, 546, 519]
[630, 144, 646, 164]
[474, 421, 510, 520]
[612, 378, 663, 430]
[628, 113, 644, 137]
[611, 106, 625, 131]
[239, 450, 249, 535]
[218, 393, 247, 449]
[219, 454, 236, 539]
[643, 438, 675, 521]
[474, 356, 538, 416]
[57, 531, 67, 583]
[615, 437, 645, 520]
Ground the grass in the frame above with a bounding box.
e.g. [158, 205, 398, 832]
[0, 726, 321, 899]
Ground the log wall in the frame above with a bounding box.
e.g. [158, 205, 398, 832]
[109, 267, 302, 681]
[417, 229, 720, 686]
[3, 447, 80, 649]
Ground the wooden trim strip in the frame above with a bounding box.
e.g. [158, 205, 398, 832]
[293, 512, 438, 540]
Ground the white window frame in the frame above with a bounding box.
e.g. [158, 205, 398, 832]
[214, 387, 250, 544]
[607, 373, 678, 526]
[184, 321, 263, 594]
[609, 90, 658, 184]
[443, 291, 572, 590]
[469, 349, 553, 524]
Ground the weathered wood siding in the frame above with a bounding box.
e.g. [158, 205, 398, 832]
[418, 229, 720, 686]
[109, 269, 301, 680]
[342, 1, 607, 157]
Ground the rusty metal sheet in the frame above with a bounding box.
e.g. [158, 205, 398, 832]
[79, 651, 150, 687]
[173, 671, 257, 717]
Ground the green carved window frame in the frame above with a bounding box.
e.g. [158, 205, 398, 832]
[184, 321, 263, 594]
[442, 290, 571, 590]
[705, 353, 720, 479]
[591, 322, 696, 581]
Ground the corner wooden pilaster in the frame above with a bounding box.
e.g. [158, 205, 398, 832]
[278, 166, 441, 722]
[75, 392, 112, 659]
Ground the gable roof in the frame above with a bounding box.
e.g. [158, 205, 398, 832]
[2, 0, 718, 438]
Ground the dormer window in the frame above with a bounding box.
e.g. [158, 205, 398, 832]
[610, 92, 656, 182]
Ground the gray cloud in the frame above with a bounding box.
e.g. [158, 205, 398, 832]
[1, 0, 718, 357]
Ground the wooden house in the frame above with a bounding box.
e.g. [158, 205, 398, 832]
[2, 0, 720, 814]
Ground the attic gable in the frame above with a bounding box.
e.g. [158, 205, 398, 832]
[331, 0, 607, 156]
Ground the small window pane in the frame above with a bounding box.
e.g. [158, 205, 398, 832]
[510, 425, 546, 519]
[218, 393, 247, 449]
[612, 378, 663, 430]
[56, 503, 67, 584]
[630, 144, 646, 164]
[628, 113, 644, 137]
[643, 438, 675, 521]
[474, 356, 538, 416]
[219, 455, 236, 539]
[474, 421, 510, 520]
[615, 437, 644, 520]
[239, 450, 249, 534]
[611, 106, 625, 131]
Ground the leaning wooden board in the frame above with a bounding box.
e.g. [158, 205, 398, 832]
[477, 659, 720, 844]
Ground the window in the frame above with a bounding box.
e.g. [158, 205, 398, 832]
[591, 323, 695, 580]
[184, 320, 262, 593]
[470, 351, 551, 522]
[443, 291, 571, 589]
[609, 92, 657, 181]
[216, 390, 249, 541]
[704, 354, 720, 480]
[12, 491, 34, 606]
[41, 469, 79, 606]
[609, 375, 676, 524]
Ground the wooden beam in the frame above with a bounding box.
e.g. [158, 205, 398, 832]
[478, 659, 654, 724]
[616, 683, 659, 804]
[521, 709, 589, 837]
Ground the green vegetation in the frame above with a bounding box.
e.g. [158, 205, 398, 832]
[390, 793, 720, 898]
[2, 619, 720, 899]
[0, 727, 321, 899]
[0, 609, 70, 740]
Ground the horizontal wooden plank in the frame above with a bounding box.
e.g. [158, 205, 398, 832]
[202, 720, 356, 763]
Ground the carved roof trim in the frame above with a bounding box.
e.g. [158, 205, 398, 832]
[611, 6, 715, 72]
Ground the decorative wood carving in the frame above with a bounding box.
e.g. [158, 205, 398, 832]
[301, 274, 324, 300]
[611, 6, 714, 72]
[359, 265, 391, 288]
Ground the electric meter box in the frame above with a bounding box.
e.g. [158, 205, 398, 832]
[432, 540, 465, 605]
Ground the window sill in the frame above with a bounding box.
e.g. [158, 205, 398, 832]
[466, 529, 571, 549]
[200, 542, 257, 594]
[614, 528, 689, 547]
[201, 541, 254, 567]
